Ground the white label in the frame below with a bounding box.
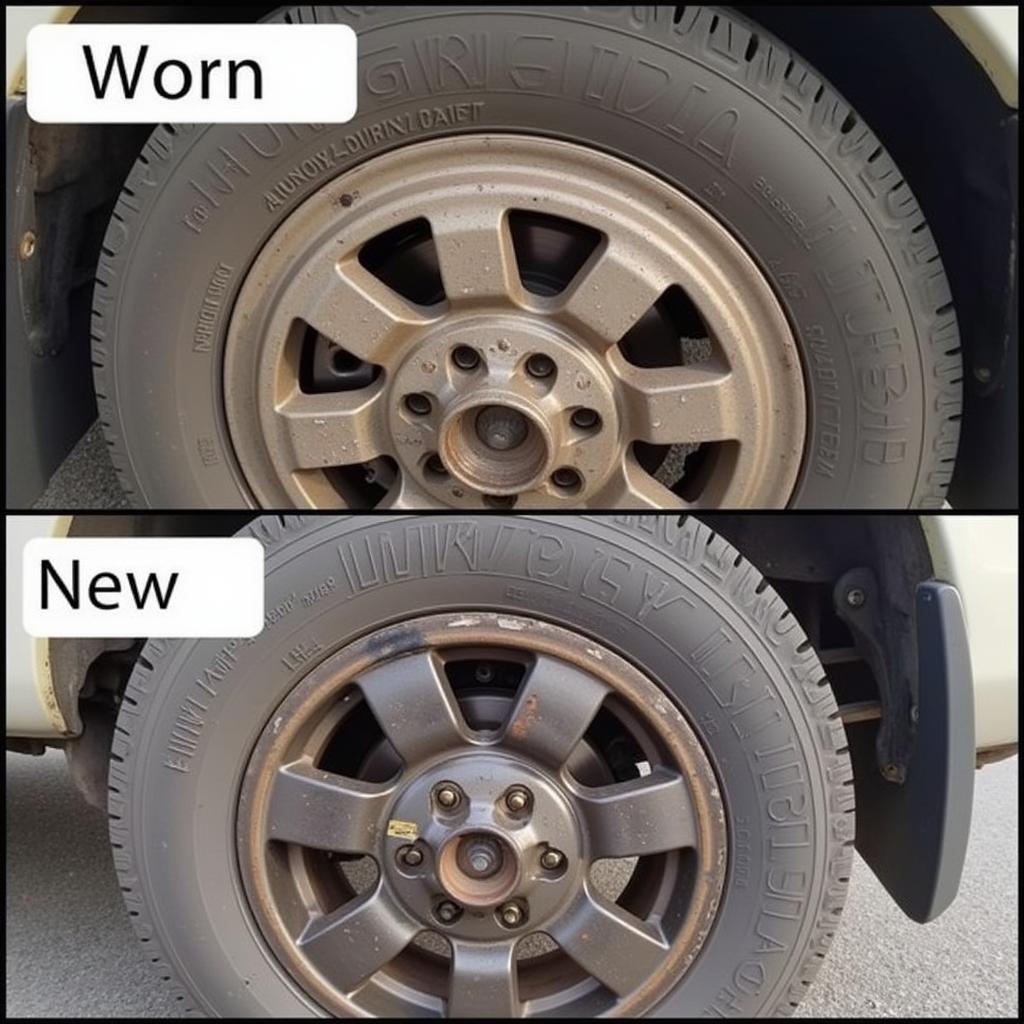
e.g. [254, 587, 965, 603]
[23, 538, 265, 638]
[26, 24, 357, 123]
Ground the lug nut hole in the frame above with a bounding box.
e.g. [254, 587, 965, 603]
[452, 345, 481, 371]
[525, 353, 556, 379]
[483, 494, 517, 509]
[551, 467, 582, 494]
[571, 407, 601, 431]
[424, 453, 448, 479]
[404, 393, 432, 416]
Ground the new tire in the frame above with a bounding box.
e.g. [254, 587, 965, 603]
[109, 515, 855, 1016]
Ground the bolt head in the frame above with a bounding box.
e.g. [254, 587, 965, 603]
[498, 902, 523, 928]
[436, 785, 460, 809]
[436, 900, 461, 923]
[399, 845, 423, 867]
[845, 587, 866, 608]
[504, 787, 531, 813]
[540, 848, 564, 871]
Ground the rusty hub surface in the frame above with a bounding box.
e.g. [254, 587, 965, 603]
[224, 135, 806, 509]
[236, 614, 727, 1017]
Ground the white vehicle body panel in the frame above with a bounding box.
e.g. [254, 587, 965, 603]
[921, 515, 1019, 749]
[5, 6, 1020, 104]
[4, 514, 70, 736]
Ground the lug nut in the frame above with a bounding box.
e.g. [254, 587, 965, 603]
[435, 784, 461, 810]
[404, 393, 432, 416]
[398, 845, 423, 867]
[571, 408, 601, 431]
[525, 353, 555, 379]
[435, 900, 462, 924]
[452, 345, 480, 371]
[504, 786, 532, 814]
[551, 467, 582, 492]
[540, 848, 565, 871]
[498, 902, 524, 928]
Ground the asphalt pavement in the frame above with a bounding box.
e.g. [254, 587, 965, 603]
[5, 751, 1018, 1018]
[32, 422, 129, 510]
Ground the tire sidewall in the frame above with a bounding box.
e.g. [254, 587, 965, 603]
[95, 5, 943, 508]
[124, 515, 841, 1017]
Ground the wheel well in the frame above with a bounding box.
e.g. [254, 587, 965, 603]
[736, 5, 1018, 508]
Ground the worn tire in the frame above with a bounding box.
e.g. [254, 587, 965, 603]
[91, 5, 961, 510]
[108, 514, 855, 1016]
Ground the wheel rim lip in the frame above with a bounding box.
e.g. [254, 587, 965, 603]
[236, 612, 728, 1017]
[223, 133, 806, 509]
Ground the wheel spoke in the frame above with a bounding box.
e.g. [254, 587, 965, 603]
[357, 650, 469, 764]
[550, 889, 669, 997]
[448, 940, 521, 1018]
[502, 654, 609, 766]
[303, 259, 437, 363]
[275, 387, 389, 470]
[429, 206, 524, 307]
[558, 242, 668, 345]
[612, 356, 741, 444]
[575, 768, 696, 859]
[264, 759, 394, 854]
[297, 888, 418, 993]
[594, 455, 689, 510]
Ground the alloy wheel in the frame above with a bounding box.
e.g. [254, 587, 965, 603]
[237, 613, 727, 1016]
[224, 135, 805, 509]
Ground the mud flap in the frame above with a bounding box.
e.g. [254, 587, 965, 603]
[848, 582, 975, 922]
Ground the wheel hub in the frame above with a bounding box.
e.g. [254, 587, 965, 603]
[385, 753, 580, 939]
[388, 312, 621, 503]
[224, 134, 806, 509]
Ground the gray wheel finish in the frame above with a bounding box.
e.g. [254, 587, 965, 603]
[92, 5, 961, 509]
[108, 515, 855, 1017]
[236, 615, 726, 1016]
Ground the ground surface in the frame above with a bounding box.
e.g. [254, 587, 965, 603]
[5, 751, 1018, 1017]
[33, 422, 128, 510]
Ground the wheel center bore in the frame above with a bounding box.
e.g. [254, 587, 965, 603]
[476, 406, 528, 452]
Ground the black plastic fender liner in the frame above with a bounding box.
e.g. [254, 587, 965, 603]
[5, 98, 97, 507]
[848, 582, 975, 923]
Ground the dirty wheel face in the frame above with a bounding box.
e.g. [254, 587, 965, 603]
[224, 136, 805, 509]
[237, 614, 727, 1017]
